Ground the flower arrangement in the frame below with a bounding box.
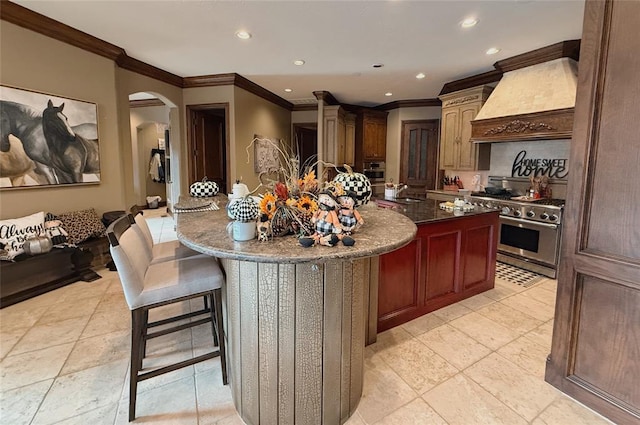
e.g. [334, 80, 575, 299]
[245, 137, 368, 243]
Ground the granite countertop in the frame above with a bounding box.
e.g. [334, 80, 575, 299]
[176, 196, 417, 264]
[375, 198, 498, 224]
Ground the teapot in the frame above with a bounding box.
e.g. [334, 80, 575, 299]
[229, 181, 249, 200]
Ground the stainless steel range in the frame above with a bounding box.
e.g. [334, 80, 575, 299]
[468, 177, 565, 278]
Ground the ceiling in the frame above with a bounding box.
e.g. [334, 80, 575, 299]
[14, 0, 585, 107]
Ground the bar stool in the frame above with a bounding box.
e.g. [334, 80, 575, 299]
[106, 215, 228, 421]
[131, 212, 200, 264]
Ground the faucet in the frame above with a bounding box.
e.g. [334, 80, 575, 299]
[395, 184, 409, 198]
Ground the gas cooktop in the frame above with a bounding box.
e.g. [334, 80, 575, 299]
[471, 192, 565, 207]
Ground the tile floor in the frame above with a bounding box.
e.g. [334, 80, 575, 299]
[0, 209, 615, 424]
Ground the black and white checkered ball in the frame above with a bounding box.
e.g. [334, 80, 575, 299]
[333, 171, 372, 207]
[231, 197, 260, 222]
[190, 178, 219, 198]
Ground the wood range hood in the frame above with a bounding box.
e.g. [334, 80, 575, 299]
[470, 40, 580, 143]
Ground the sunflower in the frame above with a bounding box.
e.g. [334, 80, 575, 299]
[259, 192, 278, 219]
[296, 195, 318, 214]
[285, 198, 298, 208]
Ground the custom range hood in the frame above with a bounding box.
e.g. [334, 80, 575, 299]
[471, 40, 580, 143]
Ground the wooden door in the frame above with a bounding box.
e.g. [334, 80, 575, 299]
[187, 105, 228, 193]
[457, 104, 480, 170]
[545, 2, 640, 424]
[400, 120, 439, 193]
[439, 107, 459, 169]
[293, 124, 317, 174]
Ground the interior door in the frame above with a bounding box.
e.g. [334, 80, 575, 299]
[294, 124, 317, 175]
[545, 2, 640, 424]
[189, 107, 227, 192]
[400, 120, 439, 195]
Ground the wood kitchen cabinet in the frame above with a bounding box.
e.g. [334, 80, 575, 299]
[378, 211, 498, 332]
[323, 105, 355, 166]
[438, 86, 493, 171]
[355, 110, 388, 166]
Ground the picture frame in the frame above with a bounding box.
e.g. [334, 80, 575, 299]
[0, 85, 100, 189]
[253, 135, 281, 173]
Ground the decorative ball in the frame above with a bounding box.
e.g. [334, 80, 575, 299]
[23, 236, 53, 255]
[231, 196, 260, 222]
[190, 177, 219, 198]
[333, 166, 372, 207]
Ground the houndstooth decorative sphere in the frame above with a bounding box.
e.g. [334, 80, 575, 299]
[190, 177, 219, 198]
[333, 170, 372, 207]
[231, 197, 260, 222]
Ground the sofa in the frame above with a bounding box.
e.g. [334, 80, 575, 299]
[0, 209, 108, 308]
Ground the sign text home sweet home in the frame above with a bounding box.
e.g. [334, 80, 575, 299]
[511, 150, 568, 179]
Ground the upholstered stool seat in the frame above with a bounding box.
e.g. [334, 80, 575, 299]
[133, 212, 200, 264]
[107, 215, 227, 421]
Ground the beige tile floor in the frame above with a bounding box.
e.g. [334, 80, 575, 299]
[0, 210, 615, 425]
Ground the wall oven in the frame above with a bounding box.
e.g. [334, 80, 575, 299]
[363, 161, 385, 183]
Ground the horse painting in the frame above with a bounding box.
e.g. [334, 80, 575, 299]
[42, 100, 100, 184]
[0, 100, 57, 185]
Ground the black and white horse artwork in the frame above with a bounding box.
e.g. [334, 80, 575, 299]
[42, 100, 100, 184]
[0, 100, 57, 184]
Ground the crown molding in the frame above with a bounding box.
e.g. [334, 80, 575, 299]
[494, 40, 581, 73]
[376, 98, 441, 111]
[183, 73, 236, 88]
[129, 98, 165, 108]
[292, 104, 318, 111]
[313, 91, 340, 105]
[440, 40, 580, 96]
[116, 55, 184, 87]
[1, 0, 184, 87]
[439, 70, 503, 96]
[1, 0, 124, 60]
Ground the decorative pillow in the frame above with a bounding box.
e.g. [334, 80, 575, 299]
[44, 213, 69, 246]
[57, 208, 106, 244]
[0, 211, 46, 261]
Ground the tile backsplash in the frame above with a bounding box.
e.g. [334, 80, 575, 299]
[445, 139, 571, 192]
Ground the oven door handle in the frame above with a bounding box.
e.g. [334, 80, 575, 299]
[501, 215, 558, 230]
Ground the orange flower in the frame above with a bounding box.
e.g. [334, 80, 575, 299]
[297, 195, 318, 214]
[259, 192, 277, 219]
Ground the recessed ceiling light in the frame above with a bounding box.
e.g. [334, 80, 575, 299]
[284, 88, 293, 93]
[385, 92, 393, 97]
[486, 47, 501, 55]
[235, 30, 251, 40]
[460, 18, 478, 28]
[372, 63, 384, 68]
[293, 59, 305, 66]
[416, 72, 426, 79]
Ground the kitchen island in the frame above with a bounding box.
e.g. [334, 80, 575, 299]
[176, 198, 416, 425]
[375, 198, 499, 332]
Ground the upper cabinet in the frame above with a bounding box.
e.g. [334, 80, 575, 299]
[323, 105, 356, 167]
[438, 86, 493, 170]
[355, 110, 388, 165]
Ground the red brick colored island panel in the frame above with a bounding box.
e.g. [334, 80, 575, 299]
[378, 211, 499, 332]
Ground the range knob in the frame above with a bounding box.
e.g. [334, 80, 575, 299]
[526, 210, 536, 218]
[501, 206, 511, 215]
[513, 210, 522, 217]
[540, 212, 549, 220]
[549, 214, 558, 222]
[485, 202, 493, 210]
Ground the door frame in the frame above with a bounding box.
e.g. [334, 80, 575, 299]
[186, 103, 230, 193]
[292, 122, 318, 172]
[399, 119, 440, 191]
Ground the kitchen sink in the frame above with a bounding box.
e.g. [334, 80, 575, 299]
[395, 197, 424, 203]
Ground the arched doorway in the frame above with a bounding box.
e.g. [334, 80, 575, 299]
[128, 92, 178, 209]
